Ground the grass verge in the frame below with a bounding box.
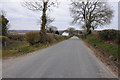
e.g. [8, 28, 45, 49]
[78, 35, 119, 77]
[85, 36, 119, 59]
[2, 37, 70, 59]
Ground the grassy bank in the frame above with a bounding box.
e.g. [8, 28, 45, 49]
[78, 34, 119, 77]
[79, 35, 119, 59]
[2, 35, 70, 59]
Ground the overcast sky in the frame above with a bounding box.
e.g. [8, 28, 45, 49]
[0, 0, 119, 30]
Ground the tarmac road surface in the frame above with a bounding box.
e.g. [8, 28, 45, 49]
[2, 36, 117, 78]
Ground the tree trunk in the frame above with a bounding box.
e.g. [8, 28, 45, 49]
[41, 2, 47, 33]
[86, 24, 92, 35]
[40, 2, 48, 43]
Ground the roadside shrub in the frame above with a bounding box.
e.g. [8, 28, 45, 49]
[26, 31, 70, 45]
[46, 34, 68, 43]
[58, 35, 65, 40]
[115, 31, 120, 44]
[0, 36, 9, 47]
[53, 34, 60, 41]
[47, 33, 56, 43]
[26, 31, 41, 45]
[63, 36, 69, 39]
[98, 29, 117, 41]
[8, 34, 25, 41]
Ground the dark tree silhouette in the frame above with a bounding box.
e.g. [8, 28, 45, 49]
[0, 11, 9, 36]
[55, 30, 59, 35]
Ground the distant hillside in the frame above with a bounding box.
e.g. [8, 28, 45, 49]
[9, 30, 39, 34]
[8, 30, 85, 34]
[8, 30, 64, 34]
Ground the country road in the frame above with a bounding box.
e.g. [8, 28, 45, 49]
[2, 37, 117, 78]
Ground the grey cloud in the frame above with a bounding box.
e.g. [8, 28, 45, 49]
[1, 0, 119, 30]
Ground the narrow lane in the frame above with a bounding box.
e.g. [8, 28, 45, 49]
[3, 37, 116, 78]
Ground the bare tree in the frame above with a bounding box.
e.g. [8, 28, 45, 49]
[22, 0, 58, 43]
[38, 15, 54, 28]
[70, 0, 113, 34]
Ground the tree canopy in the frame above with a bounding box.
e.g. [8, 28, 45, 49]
[70, 0, 113, 34]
